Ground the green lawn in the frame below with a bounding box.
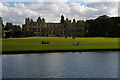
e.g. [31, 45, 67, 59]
[2, 37, 119, 51]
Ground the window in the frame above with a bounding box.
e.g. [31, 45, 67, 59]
[50, 31, 52, 34]
[33, 28, 37, 32]
[61, 31, 63, 35]
[38, 29, 40, 32]
[53, 31, 55, 34]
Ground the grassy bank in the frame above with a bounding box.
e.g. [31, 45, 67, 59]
[2, 37, 119, 52]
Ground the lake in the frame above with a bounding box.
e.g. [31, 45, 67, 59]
[2, 51, 119, 78]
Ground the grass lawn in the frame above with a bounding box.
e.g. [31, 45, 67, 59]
[2, 37, 119, 52]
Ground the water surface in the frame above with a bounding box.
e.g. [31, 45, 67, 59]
[2, 52, 118, 78]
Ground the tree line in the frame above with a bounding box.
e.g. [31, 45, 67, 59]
[2, 15, 120, 38]
[85, 15, 120, 37]
[3, 22, 34, 38]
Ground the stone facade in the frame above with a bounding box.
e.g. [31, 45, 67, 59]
[23, 15, 84, 37]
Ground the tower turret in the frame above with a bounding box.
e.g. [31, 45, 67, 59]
[31, 19, 33, 22]
[37, 16, 41, 22]
[42, 18, 45, 23]
[73, 19, 76, 23]
[25, 17, 30, 25]
[60, 15, 64, 23]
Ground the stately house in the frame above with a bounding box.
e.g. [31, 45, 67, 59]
[23, 15, 84, 37]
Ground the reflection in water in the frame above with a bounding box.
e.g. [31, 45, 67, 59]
[2, 52, 118, 78]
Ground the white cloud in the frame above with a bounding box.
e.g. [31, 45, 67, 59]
[0, 0, 68, 2]
[0, 0, 119, 2]
[0, 2, 118, 26]
[118, 2, 120, 16]
[86, 2, 118, 17]
[84, 0, 119, 2]
[36, 0, 68, 2]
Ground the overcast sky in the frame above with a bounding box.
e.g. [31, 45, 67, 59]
[0, 0, 119, 26]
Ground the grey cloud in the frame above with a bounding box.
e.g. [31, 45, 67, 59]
[0, 2, 118, 26]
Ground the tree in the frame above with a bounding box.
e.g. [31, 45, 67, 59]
[87, 20, 102, 37]
[84, 22, 89, 37]
[5, 31, 14, 38]
[4, 22, 14, 30]
[86, 15, 117, 37]
[110, 24, 120, 37]
[4, 22, 23, 38]
[97, 18, 113, 37]
[96, 15, 109, 20]
[13, 25, 21, 31]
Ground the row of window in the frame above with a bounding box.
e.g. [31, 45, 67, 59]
[27, 28, 83, 33]
[34, 33, 84, 37]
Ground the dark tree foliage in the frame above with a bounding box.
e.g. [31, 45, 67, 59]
[87, 20, 102, 37]
[13, 25, 21, 31]
[84, 22, 89, 37]
[3, 22, 34, 38]
[5, 31, 14, 38]
[86, 15, 120, 37]
[4, 22, 14, 30]
[4, 22, 21, 31]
